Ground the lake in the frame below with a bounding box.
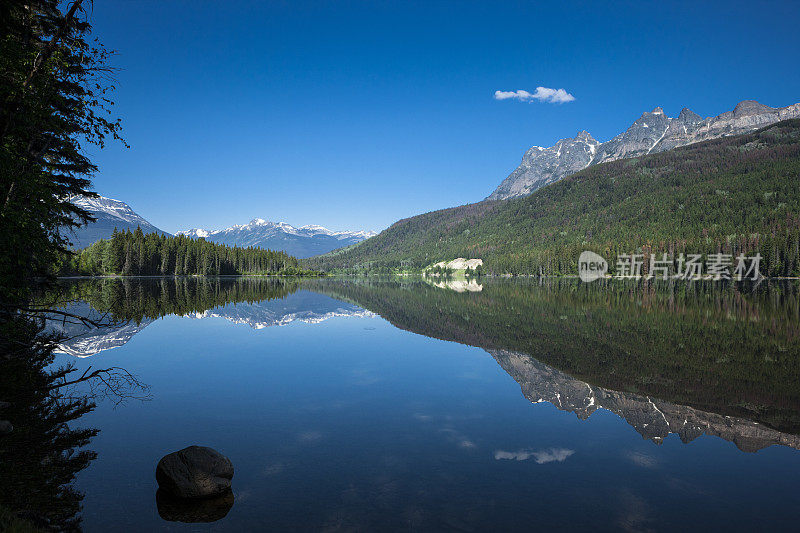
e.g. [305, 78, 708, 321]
[33, 277, 800, 530]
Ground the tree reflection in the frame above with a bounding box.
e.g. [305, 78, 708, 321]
[309, 278, 800, 434]
[0, 310, 148, 531]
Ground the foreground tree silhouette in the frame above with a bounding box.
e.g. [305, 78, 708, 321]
[0, 0, 125, 307]
[0, 313, 96, 531]
[0, 2, 130, 528]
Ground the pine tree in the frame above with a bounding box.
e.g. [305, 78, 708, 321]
[0, 0, 125, 305]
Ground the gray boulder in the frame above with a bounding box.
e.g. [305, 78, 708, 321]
[0, 420, 12, 435]
[156, 446, 234, 499]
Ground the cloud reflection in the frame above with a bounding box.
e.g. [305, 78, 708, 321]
[494, 447, 574, 463]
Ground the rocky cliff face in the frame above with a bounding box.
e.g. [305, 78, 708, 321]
[490, 131, 600, 199]
[489, 349, 800, 453]
[489, 100, 800, 200]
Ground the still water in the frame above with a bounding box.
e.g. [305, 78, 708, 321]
[40, 278, 800, 530]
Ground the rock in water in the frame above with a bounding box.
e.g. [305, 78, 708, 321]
[156, 446, 234, 499]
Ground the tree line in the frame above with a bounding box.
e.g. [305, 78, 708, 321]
[60, 226, 320, 276]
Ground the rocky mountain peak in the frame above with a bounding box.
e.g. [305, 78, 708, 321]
[489, 99, 800, 200]
[677, 107, 702, 123]
[733, 99, 774, 117]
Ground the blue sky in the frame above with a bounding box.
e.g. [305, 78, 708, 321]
[87, 0, 800, 234]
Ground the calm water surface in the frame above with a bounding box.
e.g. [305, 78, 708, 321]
[42, 278, 800, 531]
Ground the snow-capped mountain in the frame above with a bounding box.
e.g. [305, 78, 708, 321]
[489, 100, 800, 200]
[66, 195, 169, 248]
[178, 219, 377, 258]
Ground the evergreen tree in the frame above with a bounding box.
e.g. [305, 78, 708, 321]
[0, 0, 125, 306]
[59, 233, 309, 277]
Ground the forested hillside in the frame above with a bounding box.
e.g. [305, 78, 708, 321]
[61, 227, 313, 276]
[307, 120, 800, 276]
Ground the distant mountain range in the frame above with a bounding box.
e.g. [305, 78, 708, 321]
[66, 195, 170, 248]
[67, 196, 376, 258]
[177, 220, 376, 258]
[489, 100, 800, 200]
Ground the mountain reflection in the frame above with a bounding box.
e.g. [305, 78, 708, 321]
[49, 277, 800, 451]
[490, 348, 800, 452]
[48, 278, 372, 357]
[310, 278, 800, 442]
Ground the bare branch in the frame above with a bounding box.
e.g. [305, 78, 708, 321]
[50, 365, 151, 406]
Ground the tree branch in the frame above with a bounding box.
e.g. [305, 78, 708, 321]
[23, 0, 85, 89]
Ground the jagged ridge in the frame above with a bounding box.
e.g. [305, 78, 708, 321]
[489, 100, 800, 200]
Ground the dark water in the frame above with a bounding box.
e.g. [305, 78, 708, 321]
[36, 278, 800, 530]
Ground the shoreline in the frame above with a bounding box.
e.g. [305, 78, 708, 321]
[55, 274, 800, 281]
[56, 273, 326, 279]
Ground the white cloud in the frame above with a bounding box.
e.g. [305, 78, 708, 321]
[494, 447, 575, 463]
[494, 87, 575, 104]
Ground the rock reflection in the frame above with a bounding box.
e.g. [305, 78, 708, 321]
[428, 278, 483, 292]
[156, 489, 234, 523]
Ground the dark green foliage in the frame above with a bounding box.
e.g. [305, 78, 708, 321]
[0, 4, 123, 527]
[307, 120, 800, 277]
[60, 228, 320, 277]
[0, 0, 125, 305]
